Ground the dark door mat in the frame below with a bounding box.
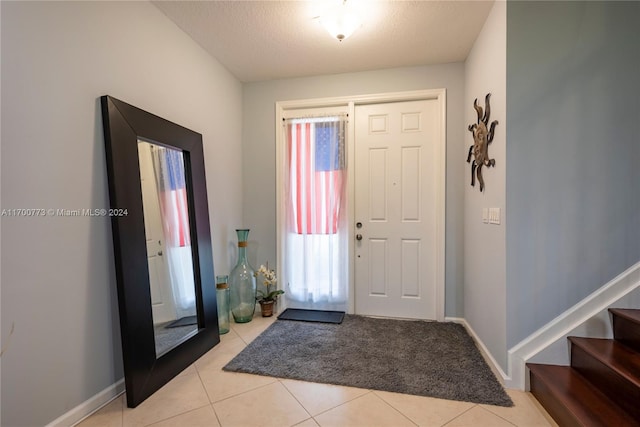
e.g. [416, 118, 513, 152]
[164, 315, 197, 328]
[277, 308, 345, 324]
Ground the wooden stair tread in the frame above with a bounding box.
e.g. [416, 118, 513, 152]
[528, 363, 639, 426]
[610, 308, 640, 325]
[569, 336, 640, 387]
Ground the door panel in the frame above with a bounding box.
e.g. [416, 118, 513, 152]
[354, 99, 438, 319]
[368, 148, 388, 220]
[369, 238, 388, 296]
[401, 146, 421, 220]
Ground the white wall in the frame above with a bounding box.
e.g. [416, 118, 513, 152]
[463, 1, 507, 370]
[0, 2, 243, 425]
[506, 1, 640, 348]
[242, 64, 467, 317]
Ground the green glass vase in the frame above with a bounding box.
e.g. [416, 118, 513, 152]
[229, 229, 256, 323]
[215, 275, 230, 334]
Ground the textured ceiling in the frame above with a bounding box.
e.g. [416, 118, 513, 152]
[153, 0, 494, 83]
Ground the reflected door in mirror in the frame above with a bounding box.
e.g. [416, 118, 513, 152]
[138, 140, 198, 357]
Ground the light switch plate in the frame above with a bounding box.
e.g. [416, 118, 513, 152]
[482, 208, 489, 224]
[489, 207, 501, 224]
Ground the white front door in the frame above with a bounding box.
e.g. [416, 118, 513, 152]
[354, 99, 439, 320]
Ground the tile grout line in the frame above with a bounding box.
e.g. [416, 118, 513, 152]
[305, 390, 419, 427]
[477, 405, 520, 427]
[280, 380, 374, 419]
[193, 361, 225, 427]
[275, 379, 314, 426]
[208, 377, 279, 406]
[307, 390, 374, 419]
[369, 390, 427, 427]
[479, 405, 519, 427]
[441, 404, 478, 427]
[441, 404, 519, 427]
[229, 319, 276, 346]
[369, 391, 420, 427]
[141, 403, 213, 427]
[129, 370, 212, 427]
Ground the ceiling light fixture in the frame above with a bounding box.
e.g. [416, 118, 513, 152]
[319, 0, 362, 42]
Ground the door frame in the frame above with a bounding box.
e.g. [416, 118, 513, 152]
[276, 88, 446, 321]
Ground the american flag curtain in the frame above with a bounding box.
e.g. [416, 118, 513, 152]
[151, 146, 191, 247]
[287, 117, 346, 235]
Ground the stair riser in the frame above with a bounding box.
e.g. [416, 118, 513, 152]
[529, 373, 581, 427]
[571, 344, 640, 420]
[528, 363, 640, 426]
[613, 313, 640, 352]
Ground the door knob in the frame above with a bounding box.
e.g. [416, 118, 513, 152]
[356, 234, 362, 241]
[356, 222, 363, 229]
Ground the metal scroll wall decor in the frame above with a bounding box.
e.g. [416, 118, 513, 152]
[466, 93, 498, 192]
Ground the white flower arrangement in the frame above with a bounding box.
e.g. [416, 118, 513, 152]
[254, 263, 284, 302]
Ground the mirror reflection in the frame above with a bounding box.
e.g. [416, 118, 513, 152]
[138, 140, 198, 357]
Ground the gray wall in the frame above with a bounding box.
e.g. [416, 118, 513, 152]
[0, 2, 243, 425]
[464, 1, 507, 370]
[506, 1, 640, 347]
[242, 64, 467, 317]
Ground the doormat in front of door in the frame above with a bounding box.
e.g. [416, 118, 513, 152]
[164, 315, 197, 328]
[277, 308, 345, 324]
[223, 315, 513, 407]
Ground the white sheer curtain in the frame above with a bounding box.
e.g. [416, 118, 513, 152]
[283, 115, 348, 311]
[151, 146, 197, 319]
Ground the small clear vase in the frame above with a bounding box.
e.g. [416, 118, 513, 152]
[229, 229, 256, 323]
[215, 275, 230, 334]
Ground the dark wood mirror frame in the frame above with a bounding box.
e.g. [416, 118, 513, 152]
[100, 95, 219, 407]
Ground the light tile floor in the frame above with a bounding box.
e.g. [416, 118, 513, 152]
[78, 314, 557, 427]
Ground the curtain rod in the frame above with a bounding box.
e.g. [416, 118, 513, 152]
[282, 112, 349, 122]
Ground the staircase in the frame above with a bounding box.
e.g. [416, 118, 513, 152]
[528, 309, 640, 426]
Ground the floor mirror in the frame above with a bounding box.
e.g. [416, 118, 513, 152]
[101, 95, 219, 407]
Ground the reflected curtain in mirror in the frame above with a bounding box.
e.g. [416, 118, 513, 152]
[150, 144, 197, 319]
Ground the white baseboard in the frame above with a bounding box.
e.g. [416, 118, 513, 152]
[506, 261, 640, 390]
[445, 317, 510, 385]
[45, 379, 125, 427]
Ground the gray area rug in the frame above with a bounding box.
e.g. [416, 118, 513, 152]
[223, 315, 513, 407]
